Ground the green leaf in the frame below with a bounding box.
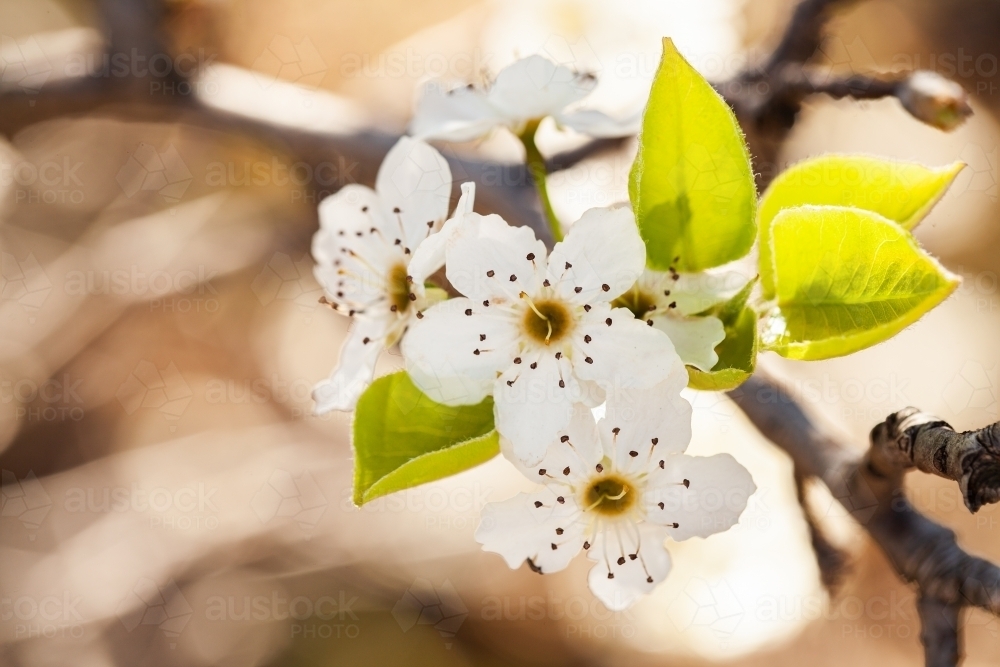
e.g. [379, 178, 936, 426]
[710, 275, 757, 325]
[762, 205, 960, 360]
[629, 37, 756, 273]
[352, 372, 499, 505]
[758, 155, 964, 298]
[688, 304, 758, 391]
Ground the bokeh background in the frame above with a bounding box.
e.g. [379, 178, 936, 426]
[1, 0, 1000, 665]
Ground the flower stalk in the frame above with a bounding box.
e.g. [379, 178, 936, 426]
[519, 120, 563, 243]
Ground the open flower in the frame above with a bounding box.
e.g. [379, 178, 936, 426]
[613, 268, 747, 371]
[400, 205, 680, 465]
[311, 136, 458, 413]
[410, 55, 639, 142]
[475, 374, 756, 610]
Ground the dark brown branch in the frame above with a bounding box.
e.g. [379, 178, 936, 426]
[730, 368, 1000, 667]
[918, 595, 962, 667]
[870, 408, 1000, 513]
[795, 470, 850, 591]
[763, 0, 861, 74]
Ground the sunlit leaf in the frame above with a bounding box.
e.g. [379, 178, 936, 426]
[353, 372, 498, 505]
[629, 37, 756, 272]
[758, 155, 964, 297]
[762, 205, 960, 360]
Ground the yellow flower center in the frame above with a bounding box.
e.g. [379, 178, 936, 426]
[584, 474, 636, 517]
[388, 263, 411, 313]
[521, 298, 573, 344]
[612, 289, 657, 320]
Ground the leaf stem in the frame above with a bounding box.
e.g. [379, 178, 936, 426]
[519, 120, 563, 243]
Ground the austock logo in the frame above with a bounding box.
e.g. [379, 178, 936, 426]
[252, 36, 326, 90]
[666, 577, 745, 644]
[115, 143, 193, 203]
[116, 361, 193, 425]
[943, 361, 997, 417]
[0, 252, 52, 321]
[251, 469, 328, 534]
[251, 252, 323, 312]
[392, 579, 468, 649]
[116, 578, 193, 648]
[0, 34, 51, 93]
[1, 470, 52, 539]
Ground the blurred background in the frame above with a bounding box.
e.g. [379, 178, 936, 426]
[1, 0, 999, 665]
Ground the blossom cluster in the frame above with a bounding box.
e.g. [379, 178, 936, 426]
[310, 55, 755, 610]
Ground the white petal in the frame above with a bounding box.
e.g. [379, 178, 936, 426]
[670, 271, 748, 315]
[548, 206, 645, 305]
[500, 403, 601, 482]
[410, 81, 502, 142]
[555, 108, 641, 138]
[645, 454, 756, 541]
[312, 228, 403, 312]
[375, 137, 452, 251]
[599, 373, 692, 473]
[317, 184, 380, 234]
[476, 488, 585, 574]
[587, 523, 672, 610]
[653, 314, 725, 372]
[445, 213, 547, 303]
[494, 351, 578, 466]
[407, 182, 476, 287]
[487, 55, 596, 122]
[571, 305, 682, 391]
[312, 320, 385, 413]
[401, 298, 519, 405]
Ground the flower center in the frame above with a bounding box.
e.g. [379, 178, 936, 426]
[584, 474, 636, 517]
[388, 263, 411, 313]
[612, 288, 656, 320]
[521, 298, 573, 344]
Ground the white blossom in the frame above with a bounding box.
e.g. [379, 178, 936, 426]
[614, 268, 749, 371]
[410, 54, 639, 142]
[475, 374, 756, 610]
[311, 137, 461, 413]
[400, 205, 680, 465]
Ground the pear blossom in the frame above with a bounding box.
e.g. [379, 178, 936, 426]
[475, 372, 756, 610]
[311, 136, 460, 413]
[410, 54, 639, 142]
[400, 204, 680, 466]
[613, 268, 748, 371]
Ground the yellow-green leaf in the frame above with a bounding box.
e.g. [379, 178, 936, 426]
[353, 372, 498, 505]
[758, 155, 964, 297]
[763, 205, 960, 360]
[629, 37, 756, 272]
[688, 304, 758, 391]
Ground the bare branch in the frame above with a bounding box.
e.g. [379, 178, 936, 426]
[918, 595, 962, 667]
[730, 368, 1000, 666]
[870, 407, 1000, 513]
[763, 0, 861, 75]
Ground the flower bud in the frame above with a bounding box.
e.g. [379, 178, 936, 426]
[897, 70, 973, 132]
